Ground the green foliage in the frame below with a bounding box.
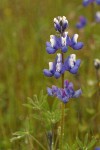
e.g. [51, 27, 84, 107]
[24, 90, 68, 129]
[76, 134, 97, 150]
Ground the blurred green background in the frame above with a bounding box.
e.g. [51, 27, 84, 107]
[0, 0, 100, 149]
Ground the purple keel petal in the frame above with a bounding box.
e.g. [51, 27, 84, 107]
[70, 60, 81, 74]
[47, 87, 53, 96]
[43, 69, 53, 77]
[73, 42, 84, 50]
[54, 71, 61, 78]
[61, 46, 68, 53]
[46, 47, 56, 54]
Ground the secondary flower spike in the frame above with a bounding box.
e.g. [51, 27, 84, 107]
[76, 16, 87, 29]
[47, 80, 82, 103]
[54, 16, 68, 33]
[83, 0, 100, 6]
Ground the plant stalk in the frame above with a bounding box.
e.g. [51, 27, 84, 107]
[60, 52, 65, 150]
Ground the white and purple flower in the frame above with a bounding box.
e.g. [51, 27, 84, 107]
[47, 80, 82, 103]
[69, 34, 84, 50]
[46, 33, 83, 54]
[43, 53, 65, 78]
[46, 32, 70, 54]
[54, 16, 68, 33]
[64, 54, 81, 74]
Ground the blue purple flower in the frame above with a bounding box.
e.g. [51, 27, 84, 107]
[69, 34, 84, 50]
[46, 32, 70, 54]
[64, 54, 81, 74]
[76, 16, 87, 29]
[95, 11, 100, 23]
[46, 33, 83, 54]
[53, 16, 68, 33]
[43, 53, 65, 78]
[47, 80, 82, 103]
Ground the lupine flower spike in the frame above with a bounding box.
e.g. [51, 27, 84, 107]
[43, 16, 83, 149]
[44, 16, 83, 103]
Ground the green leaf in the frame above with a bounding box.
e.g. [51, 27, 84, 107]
[76, 137, 83, 148]
[87, 138, 97, 149]
[84, 133, 88, 146]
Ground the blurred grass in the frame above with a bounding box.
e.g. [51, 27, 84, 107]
[0, 0, 100, 149]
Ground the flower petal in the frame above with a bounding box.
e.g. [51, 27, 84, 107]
[73, 42, 84, 50]
[46, 47, 56, 54]
[43, 69, 53, 77]
[73, 89, 82, 98]
[47, 87, 53, 96]
[54, 71, 61, 78]
[61, 46, 68, 53]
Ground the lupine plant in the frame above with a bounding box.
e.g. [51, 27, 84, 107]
[43, 16, 83, 149]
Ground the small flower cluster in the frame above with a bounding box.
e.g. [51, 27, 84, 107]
[43, 16, 83, 103]
[46, 31, 83, 54]
[43, 53, 81, 78]
[83, 0, 100, 7]
[47, 80, 82, 103]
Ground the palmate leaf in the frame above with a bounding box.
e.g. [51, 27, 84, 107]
[10, 131, 29, 142]
[24, 90, 49, 111]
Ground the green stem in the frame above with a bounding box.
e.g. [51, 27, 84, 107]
[60, 52, 65, 150]
[30, 135, 47, 150]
